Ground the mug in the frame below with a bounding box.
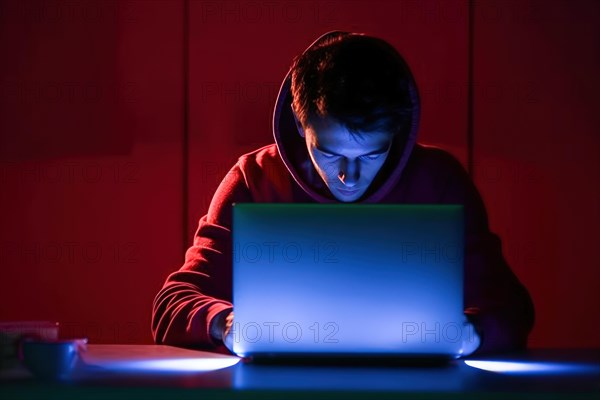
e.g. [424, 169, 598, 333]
[21, 338, 87, 380]
[0, 321, 59, 370]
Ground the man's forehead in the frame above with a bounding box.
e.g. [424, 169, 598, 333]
[306, 116, 392, 148]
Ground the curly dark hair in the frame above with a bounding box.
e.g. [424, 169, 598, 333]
[290, 32, 415, 138]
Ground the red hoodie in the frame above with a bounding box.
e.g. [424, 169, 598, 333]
[152, 32, 534, 355]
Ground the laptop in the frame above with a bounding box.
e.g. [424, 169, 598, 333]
[231, 203, 470, 361]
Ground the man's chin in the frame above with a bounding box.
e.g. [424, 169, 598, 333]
[331, 188, 364, 202]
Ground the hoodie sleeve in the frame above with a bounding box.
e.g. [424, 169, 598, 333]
[152, 161, 252, 351]
[438, 151, 535, 354]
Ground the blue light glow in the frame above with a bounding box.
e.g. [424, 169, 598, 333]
[464, 360, 599, 374]
[106, 357, 240, 372]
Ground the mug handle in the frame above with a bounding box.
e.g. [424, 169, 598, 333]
[16, 334, 42, 362]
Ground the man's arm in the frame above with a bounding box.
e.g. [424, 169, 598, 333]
[151, 162, 251, 351]
[438, 151, 535, 354]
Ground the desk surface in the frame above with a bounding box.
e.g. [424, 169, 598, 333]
[1, 345, 599, 399]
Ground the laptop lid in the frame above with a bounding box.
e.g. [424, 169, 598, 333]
[231, 203, 468, 359]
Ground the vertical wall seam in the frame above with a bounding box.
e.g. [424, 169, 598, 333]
[467, 0, 475, 178]
[182, 0, 190, 254]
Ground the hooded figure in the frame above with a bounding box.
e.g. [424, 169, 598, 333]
[152, 31, 534, 355]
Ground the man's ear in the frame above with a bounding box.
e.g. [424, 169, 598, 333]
[290, 105, 305, 138]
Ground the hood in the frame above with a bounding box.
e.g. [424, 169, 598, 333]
[272, 31, 421, 203]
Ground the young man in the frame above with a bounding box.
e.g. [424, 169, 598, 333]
[152, 31, 535, 355]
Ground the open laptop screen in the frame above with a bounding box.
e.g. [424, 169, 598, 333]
[231, 203, 467, 359]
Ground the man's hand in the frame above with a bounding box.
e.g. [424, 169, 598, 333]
[210, 309, 233, 346]
[222, 311, 234, 352]
[461, 320, 481, 356]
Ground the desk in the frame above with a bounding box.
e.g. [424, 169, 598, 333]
[1, 345, 599, 399]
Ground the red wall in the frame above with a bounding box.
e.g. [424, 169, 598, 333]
[0, 0, 184, 343]
[0, 0, 597, 347]
[473, 0, 600, 347]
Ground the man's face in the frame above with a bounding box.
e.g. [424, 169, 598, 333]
[298, 114, 393, 202]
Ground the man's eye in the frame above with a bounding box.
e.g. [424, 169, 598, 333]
[320, 152, 338, 159]
[360, 154, 382, 160]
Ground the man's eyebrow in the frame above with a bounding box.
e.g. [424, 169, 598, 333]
[316, 145, 390, 156]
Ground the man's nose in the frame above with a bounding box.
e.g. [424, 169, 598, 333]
[338, 158, 359, 187]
